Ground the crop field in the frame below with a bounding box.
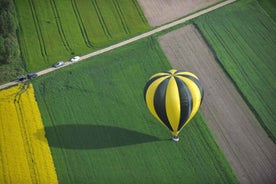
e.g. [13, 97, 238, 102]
[257, 0, 276, 22]
[137, 0, 221, 26]
[2, 0, 275, 183]
[194, 0, 276, 142]
[32, 37, 238, 183]
[14, 0, 149, 72]
[0, 84, 57, 183]
[159, 23, 276, 183]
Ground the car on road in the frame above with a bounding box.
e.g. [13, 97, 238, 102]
[17, 75, 27, 82]
[70, 56, 80, 62]
[27, 73, 38, 79]
[53, 61, 64, 68]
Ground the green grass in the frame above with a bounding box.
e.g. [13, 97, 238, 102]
[0, 60, 25, 84]
[14, 0, 150, 72]
[194, 0, 276, 142]
[33, 37, 238, 183]
[257, 0, 276, 22]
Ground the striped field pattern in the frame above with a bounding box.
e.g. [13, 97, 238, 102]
[0, 84, 57, 184]
[14, 0, 150, 71]
[194, 0, 276, 142]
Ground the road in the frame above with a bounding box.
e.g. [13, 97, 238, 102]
[0, 0, 236, 90]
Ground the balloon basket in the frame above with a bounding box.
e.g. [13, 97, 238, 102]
[172, 136, 179, 142]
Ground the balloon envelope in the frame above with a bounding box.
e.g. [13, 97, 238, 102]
[143, 69, 204, 136]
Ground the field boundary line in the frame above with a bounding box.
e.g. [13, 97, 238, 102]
[112, 0, 130, 34]
[91, 0, 112, 39]
[71, 0, 93, 47]
[28, 0, 47, 57]
[50, 0, 72, 52]
[81, 0, 236, 59]
[131, 0, 148, 25]
[0, 0, 236, 90]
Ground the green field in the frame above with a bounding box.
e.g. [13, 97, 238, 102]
[258, 0, 276, 22]
[33, 37, 238, 183]
[194, 0, 276, 142]
[14, 0, 149, 72]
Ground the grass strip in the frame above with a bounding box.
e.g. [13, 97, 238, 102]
[194, 0, 276, 142]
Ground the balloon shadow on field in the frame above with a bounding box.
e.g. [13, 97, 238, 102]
[41, 124, 160, 150]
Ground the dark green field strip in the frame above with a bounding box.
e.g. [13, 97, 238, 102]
[33, 37, 238, 183]
[194, 0, 276, 141]
[257, 0, 276, 22]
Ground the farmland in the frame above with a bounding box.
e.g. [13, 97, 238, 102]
[159, 24, 276, 184]
[194, 0, 276, 142]
[257, 0, 276, 22]
[14, 0, 149, 72]
[33, 37, 238, 183]
[0, 84, 57, 183]
[137, 0, 221, 26]
[1, 0, 275, 183]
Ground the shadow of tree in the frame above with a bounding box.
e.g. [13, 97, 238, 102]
[43, 124, 160, 149]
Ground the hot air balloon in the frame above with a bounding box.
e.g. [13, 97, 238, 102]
[143, 69, 204, 142]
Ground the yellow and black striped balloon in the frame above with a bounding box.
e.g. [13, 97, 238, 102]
[143, 69, 204, 137]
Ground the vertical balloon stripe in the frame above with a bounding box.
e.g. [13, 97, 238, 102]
[176, 76, 202, 129]
[166, 77, 181, 133]
[144, 76, 160, 100]
[175, 77, 192, 131]
[154, 78, 173, 131]
[177, 74, 204, 104]
[144, 74, 169, 101]
[145, 76, 169, 125]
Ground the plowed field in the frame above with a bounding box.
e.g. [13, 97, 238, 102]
[137, 0, 220, 26]
[159, 24, 276, 184]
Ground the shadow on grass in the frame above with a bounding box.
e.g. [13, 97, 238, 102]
[42, 124, 160, 150]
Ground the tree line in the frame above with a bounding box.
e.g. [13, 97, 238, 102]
[0, 0, 20, 64]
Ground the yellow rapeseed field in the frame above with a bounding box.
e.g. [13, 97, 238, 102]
[0, 83, 58, 184]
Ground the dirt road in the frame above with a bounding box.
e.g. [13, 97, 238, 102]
[0, 0, 236, 90]
[159, 25, 276, 184]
